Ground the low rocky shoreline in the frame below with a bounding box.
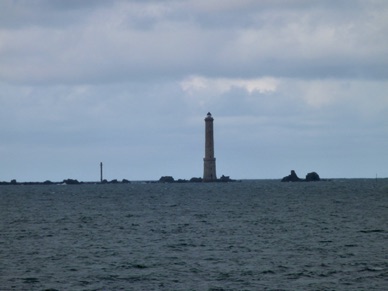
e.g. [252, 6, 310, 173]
[0, 175, 237, 185]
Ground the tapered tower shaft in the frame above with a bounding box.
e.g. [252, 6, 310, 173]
[203, 112, 217, 182]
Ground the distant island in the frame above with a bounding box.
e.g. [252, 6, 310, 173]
[0, 178, 131, 186]
[0, 171, 330, 185]
[0, 175, 237, 186]
[158, 175, 236, 183]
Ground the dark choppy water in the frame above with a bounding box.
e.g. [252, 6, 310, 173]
[1, 179, 387, 290]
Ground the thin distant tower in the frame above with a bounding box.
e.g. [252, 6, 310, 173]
[100, 162, 103, 182]
[203, 112, 217, 182]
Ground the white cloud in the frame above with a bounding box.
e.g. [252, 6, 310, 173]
[181, 76, 278, 95]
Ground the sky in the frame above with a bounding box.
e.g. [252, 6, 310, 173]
[0, 0, 387, 182]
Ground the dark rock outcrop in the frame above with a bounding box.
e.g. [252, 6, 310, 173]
[190, 177, 203, 182]
[176, 179, 189, 183]
[218, 175, 234, 182]
[63, 179, 80, 185]
[281, 170, 302, 182]
[306, 172, 320, 182]
[281, 170, 322, 182]
[159, 176, 175, 183]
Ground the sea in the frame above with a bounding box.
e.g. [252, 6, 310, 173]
[0, 179, 387, 291]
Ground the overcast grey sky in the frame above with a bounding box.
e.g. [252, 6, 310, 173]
[0, 0, 387, 182]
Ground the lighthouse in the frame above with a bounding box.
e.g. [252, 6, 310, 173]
[203, 112, 217, 182]
[100, 162, 103, 182]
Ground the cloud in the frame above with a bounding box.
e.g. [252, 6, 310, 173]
[181, 76, 278, 94]
[0, 1, 387, 180]
[180, 75, 388, 116]
[1, 76, 387, 180]
[1, 0, 387, 85]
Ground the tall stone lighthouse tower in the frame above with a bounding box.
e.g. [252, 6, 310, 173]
[203, 112, 217, 182]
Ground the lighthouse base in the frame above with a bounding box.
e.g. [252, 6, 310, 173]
[203, 158, 217, 182]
